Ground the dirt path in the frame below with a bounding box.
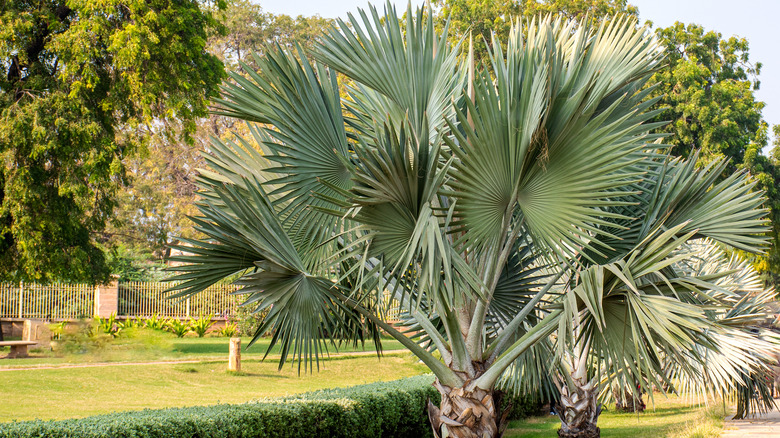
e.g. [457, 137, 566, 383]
[723, 406, 780, 437]
[0, 349, 410, 372]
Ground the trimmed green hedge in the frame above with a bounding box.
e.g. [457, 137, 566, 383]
[0, 375, 439, 438]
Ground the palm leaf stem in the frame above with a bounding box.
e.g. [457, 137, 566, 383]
[413, 308, 454, 366]
[485, 270, 565, 362]
[329, 289, 463, 387]
[442, 304, 476, 375]
[476, 309, 563, 389]
[466, 217, 525, 359]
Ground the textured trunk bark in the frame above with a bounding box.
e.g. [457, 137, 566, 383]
[427, 379, 511, 438]
[556, 378, 601, 438]
[614, 386, 645, 413]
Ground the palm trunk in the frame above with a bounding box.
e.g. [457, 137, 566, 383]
[556, 377, 601, 438]
[426, 378, 511, 438]
[614, 386, 645, 413]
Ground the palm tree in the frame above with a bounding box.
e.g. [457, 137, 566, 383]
[167, 4, 771, 437]
[551, 157, 776, 437]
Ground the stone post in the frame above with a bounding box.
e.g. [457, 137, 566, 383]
[23, 319, 51, 348]
[94, 280, 119, 318]
[228, 337, 241, 372]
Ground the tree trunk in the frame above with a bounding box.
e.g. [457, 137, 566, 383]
[427, 379, 511, 438]
[614, 386, 645, 413]
[556, 378, 601, 438]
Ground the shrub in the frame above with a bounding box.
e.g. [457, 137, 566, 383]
[51, 320, 111, 355]
[48, 321, 68, 340]
[166, 319, 191, 338]
[229, 298, 269, 336]
[216, 322, 238, 337]
[189, 314, 215, 337]
[117, 318, 142, 330]
[95, 313, 120, 338]
[0, 375, 439, 438]
[142, 314, 169, 331]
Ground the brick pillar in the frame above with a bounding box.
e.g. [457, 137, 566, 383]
[23, 319, 50, 348]
[94, 280, 119, 318]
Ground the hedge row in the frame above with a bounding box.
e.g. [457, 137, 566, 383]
[0, 375, 440, 438]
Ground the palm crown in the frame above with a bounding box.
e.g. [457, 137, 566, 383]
[168, 4, 773, 437]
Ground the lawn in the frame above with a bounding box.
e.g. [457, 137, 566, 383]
[0, 327, 407, 368]
[505, 395, 725, 438]
[1, 352, 429, 422]
[0, 329, 727, 437]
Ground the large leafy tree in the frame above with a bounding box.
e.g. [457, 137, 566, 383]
[651, 22, 764, 167]
[0, 0, 225, 283]
[647, 22, 780, 286]
[103, 0, 333, 280]
[432, 0, 638, 61]
[169, 4, 772, 438]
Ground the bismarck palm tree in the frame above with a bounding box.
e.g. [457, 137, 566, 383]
[550, 157, 777, 437]
[167, 4, 771, 437]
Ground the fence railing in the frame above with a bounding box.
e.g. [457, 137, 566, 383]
[118, 282, 238, 318]
[0, 282, 95, 319]
[0, 281, 400, 321]
[0, 281, 238, 319]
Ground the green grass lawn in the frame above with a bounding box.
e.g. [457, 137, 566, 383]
[505, 396, 725, 438]
[1, 352, 428, 422]
[0, 327, 407, 368]
[1, 329, 727, 437]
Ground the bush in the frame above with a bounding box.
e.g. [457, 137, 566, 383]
[228, 298, 269, 336]
[50, 319, 112, 355]
[216, 322, 238, 337]
[0, 375, 439, 438]
[166, 319, 191, 338]
[189, 314, 215, 337]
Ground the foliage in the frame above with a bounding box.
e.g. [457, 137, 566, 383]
[0, 0, 226, 284]
[48, 322, 69, 341]
[0, 375, 439, 438]
[651, 22, 763, 166]
[95, 314, 120, 338]
[208, 0, 332, 68]
[142, 314, 170, 331]
[166, 319, 192, 338]
[432, 0, 638, 61]
[229, 299, 268, 336]
[216, 323, 238, 338]
[645, 22, 780, 285]
[189, 314, 215, 337]
[117, 318, 142, 331]
[51, 320, 111, 355]
[102, 0, 333, 274]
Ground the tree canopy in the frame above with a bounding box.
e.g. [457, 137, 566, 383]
[102, 0, 334, 281]
[0, 0, 225, 283]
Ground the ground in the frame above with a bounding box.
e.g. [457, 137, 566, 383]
[0, 329, 755, 437]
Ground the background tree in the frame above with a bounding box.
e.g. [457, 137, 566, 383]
[648, 22, 780, 284]
[102, 0, 333, 280]
[0, 0, 225, 283]
[432, 0, 637, 60]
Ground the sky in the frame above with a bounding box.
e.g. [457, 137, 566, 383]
[259, 0, 780, 145]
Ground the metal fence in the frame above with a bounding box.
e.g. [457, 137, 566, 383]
[0, 282, 94, 319]
[0, 281, 238, 319]
[118, 282, 238, 318]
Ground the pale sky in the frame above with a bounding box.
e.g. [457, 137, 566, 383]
[258, 0, 780, 145]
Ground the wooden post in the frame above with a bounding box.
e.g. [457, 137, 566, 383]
[228, 337, 241, 372]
